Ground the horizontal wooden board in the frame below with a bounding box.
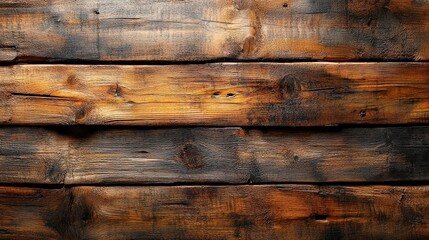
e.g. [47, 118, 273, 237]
[1, 0, 429, 61]
[1, 126, 428, 184]
[1, 63, 428, 126]
[0, 185, 428, 239]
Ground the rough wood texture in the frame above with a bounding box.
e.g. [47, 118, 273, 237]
[1, 63, 428, 126]
[1, 0, 428, 62]
[0, 185, 428, 239]
[1, 126, 428, 184]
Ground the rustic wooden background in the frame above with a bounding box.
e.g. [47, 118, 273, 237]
[0, 0, 428, 239]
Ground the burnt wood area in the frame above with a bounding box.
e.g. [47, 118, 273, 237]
[0, 0, 428, 239]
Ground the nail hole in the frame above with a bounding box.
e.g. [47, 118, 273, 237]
[213, 92, 221, 96]
[313, 214, 328, 221]
[367, 17, 373, 26]
[283, 3, 288, 8]
[227, 93, 236, 97]
[94, 10, 100, 14]
[359, 110, 367, 118]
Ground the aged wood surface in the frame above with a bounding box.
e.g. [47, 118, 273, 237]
[1, 0, 429, 62]
[0, 185, 428, 239]
[1, 63, 428, 126]
[1, 126, 428, 184]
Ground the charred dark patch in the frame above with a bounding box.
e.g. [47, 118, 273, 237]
[45, 189, 92, 239]
[338, 0, 420, 59]
[376, 212, 388, 223]
[384, 128, 429, 180]
[401, 207, 424, 226]
[176, 143, 205, 170]
[324, 224, 345, 240]
[230, 213, 254, 238]
[184, 188, 199, 201]
[310, 159, 327, 182]
[248, 157, 262, 183]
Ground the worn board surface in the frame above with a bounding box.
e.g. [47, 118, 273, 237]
[1, 0, 429, 62]
[0, 126, 428, 184]
[1, 63, 428, 126]
[1, 1, 428, 239]
[0, 185, 428, 239]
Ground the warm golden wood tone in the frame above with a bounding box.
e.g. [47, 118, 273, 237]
[0, 185, 428, 239]
[1, 127, 428, 184]
[1, 0, 429, 62]
[1, 63, 428, 126]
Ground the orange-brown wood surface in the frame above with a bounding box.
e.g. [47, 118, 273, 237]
[1, 63, 428, 126]
[1, 0, 429, 62]
[0, 185, 428, 239]
[1, 1, 428, 239]
[1, 126, 428, 184]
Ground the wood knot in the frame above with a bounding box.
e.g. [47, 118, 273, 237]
[44, 160, 66, 184]
[67, 75, 79, 86]
[108, 83, 122, 97]
[279, 75, 301, 98]
[176, 143, 205, 170]
[74, 103, 93, 123]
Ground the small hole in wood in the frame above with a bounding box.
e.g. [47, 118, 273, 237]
[227, 93, 236, 97]
[283, 3, 288, 8]
[94, 10, 100, 14]
[313, 214, 328, 221]
[213, 92, 221, 96]
[359, 110, 367, 118]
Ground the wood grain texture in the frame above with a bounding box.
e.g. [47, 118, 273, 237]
[0, 185, 428, 239]
[1, 126, 428, 184]
[1, 0, 428, 62]
[1, 63, 428, 126]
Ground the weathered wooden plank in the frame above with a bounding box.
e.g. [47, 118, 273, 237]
[0, 185, 428, 239]
[1, 126, 428, 184]
[1, 0, 428, 62]
[1, 63, 428, 126]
